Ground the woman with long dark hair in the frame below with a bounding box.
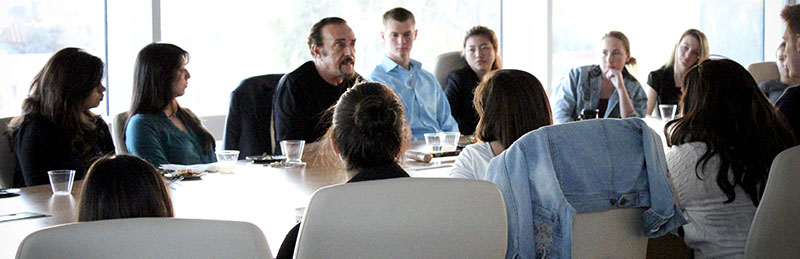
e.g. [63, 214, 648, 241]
[665, 58, 796, 258]
[125, 43, 216, 166]
[276, 81, 411, 258]
[9, 48, 114, 187]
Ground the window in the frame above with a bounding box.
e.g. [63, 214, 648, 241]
[0, 0, 106, 118]
[159, 0, 500, 116]
[551, 0, 764, 91]
[2, 0, 779, 119]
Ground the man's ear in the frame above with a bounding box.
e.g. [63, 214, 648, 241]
[311, 44, 321, 58]
[414, 29, 418, 39]
[381, 31, 385, 41]
[795, 33, 800, 55]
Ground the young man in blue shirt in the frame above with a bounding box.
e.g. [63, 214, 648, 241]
[368, 7, 458, 140]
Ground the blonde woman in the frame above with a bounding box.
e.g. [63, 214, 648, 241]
[646, 29, 710, 115]
[551, 31, 647, 123]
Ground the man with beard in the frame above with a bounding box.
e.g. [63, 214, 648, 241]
[273, 17, 361, 150]
[369, 7, 458, 140]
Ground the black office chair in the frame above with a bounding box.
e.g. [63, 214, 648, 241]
[223, 74, 283, 157]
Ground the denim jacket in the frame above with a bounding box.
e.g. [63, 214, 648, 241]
[551, 65, 648, 124]
[485, 118, 686, 258]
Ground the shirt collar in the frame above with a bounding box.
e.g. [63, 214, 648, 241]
[379, 55, 422, 73]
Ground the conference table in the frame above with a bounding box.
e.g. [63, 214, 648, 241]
[0, 118, 672, 259]
[0, 147, 454, 259]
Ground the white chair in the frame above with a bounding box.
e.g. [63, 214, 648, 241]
[0, 117, 16, 188]
[433, 51, 468, 89]
[744, 145, 800, 258]
[294, 178, 507, 259]
[111, 111, 128, 155]
[15, 218, 271, 259]
[747, 61, 779, 85]
[572, 208, 648, 258]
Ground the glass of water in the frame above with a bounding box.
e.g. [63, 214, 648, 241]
[280, 140, 306, 167]
[659, 104, 677, 121]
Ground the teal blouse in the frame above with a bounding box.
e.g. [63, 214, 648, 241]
[125, 112, 216, 166]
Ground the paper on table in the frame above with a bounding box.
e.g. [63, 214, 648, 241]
[159, 163, 219, 172]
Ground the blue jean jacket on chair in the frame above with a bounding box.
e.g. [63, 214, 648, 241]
[485, 118, 686, 259]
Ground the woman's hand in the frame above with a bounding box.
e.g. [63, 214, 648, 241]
[604, 68, 635, 118]
[604, 68, 626, 90]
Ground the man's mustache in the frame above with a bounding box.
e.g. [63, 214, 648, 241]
[341, 56, 354, 65]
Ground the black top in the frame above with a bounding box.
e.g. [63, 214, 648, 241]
[224, 74, 283, 157]
[276, 163, 409, 259]
[647, 67, 682, 105]
[759, 80, 789, 104]
[13, 114, 114, 187]
[777, 85, 800, 141]
[598, 98, 609, 118]
[272, 61, 361, 152]
[444, 66, 480, 135]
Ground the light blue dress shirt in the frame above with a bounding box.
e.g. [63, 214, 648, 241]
[369, 56, 459, 140]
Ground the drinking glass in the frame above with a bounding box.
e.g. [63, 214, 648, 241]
[215, 150, 240, 174]
[424, 133, 443, 152]
[659, 104, 677, 121]
[441, 132, 460, 152]
[281, 140, 306, 166]
[47, 170, 75, 195]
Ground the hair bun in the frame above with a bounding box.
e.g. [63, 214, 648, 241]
[353, 96, 396, 137]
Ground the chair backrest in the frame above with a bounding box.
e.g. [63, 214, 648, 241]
[744, 145, 800, 258]
[747, 61, 779, 85]
[433, 51, 468, 89]
[200, 115, 226, 142]
[294, 178, 507, 259]
[485, 119, 682, 258]
[111, 112, 128, 155]
[16, 218, 271, 259]
[0, 117, 16, 188]
[572, 208, 647, 258]
[223, 74, 282, 157]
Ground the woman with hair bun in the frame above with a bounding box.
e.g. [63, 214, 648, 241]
[276, 81, 411, 258]
[551, 31, 647, 123]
